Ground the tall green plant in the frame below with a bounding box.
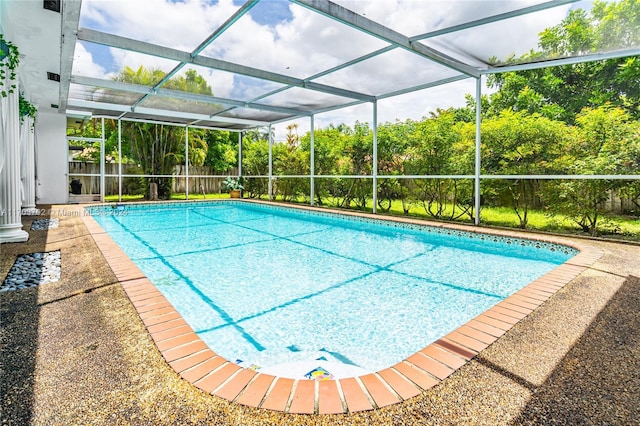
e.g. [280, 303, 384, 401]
[124, 122, 182, 199]
[242, 136, 270, 198]
[274, 124, 309, 201]
[339, 122, 372, 209]
[376, 120, 414, 212]
[109, 65, 215, 198]
[406, 111, 471, 220]
[487, 0, 640, 122]
[546, 106, 637, 235]
[0, 34, 19, 97]
[300, 125, 349, 205]
[480, 110, 568, 228]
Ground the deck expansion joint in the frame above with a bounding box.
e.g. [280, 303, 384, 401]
[378, 368, 421, 401]
[236, 373, 276, 408]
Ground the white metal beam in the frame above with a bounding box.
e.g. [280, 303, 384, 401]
[58, 0, 82, 112]
[269, 99, 366, 124]
[185, 126, 189, 199]
[132, 1, 260, 110]
[310, 115, 315, 206]
[234, 45, 396, 118]
[71, 75, 309, 117]
[372, 100, 378, 214]
[410, 0, 578, 41]
[76, 28, 375, 102]
[474, 78, 482, 226]
[377, 75, 470, 100]
[66, 99, 270, 126]
[268, 124, 273, 200]
[482, 48, 640, 74]
[291, 0, 480, 78]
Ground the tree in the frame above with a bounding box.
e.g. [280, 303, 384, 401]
[376, 120, 414, 212]
[111, 65, 215, 198]
[300, 125, 350, 205]
[339, 122, 372, 209]
[204, 130, 237, 172]
[241, 135, 270, 198]
[487, 0, 640, 122]
[480, 111, 569, 228]
[273, 124, 309, 201]
[406, 111, 472, 220]
[547, 106, 638, 235]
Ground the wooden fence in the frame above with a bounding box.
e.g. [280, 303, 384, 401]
[68, 162, 237, 196]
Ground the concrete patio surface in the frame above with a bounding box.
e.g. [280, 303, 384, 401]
[1, 205, 638, 425]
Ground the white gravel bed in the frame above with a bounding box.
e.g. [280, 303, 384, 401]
[30, 219, 60, 230]
[1, 251, 61, 291]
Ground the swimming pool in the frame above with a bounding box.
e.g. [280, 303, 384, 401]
[89, 201, 576, 380]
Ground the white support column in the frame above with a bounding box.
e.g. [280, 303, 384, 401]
[474, 77, 482, 226]
[268, 125, 273, 200]
[118, 119, 122, 202]
[372, 100, 378, 214]
[185, 126, 189, 200]
[0, 78, 28, 242]
[100, 117, 105, 202]
[310, 115, 315, 206]
[20, 115, 37, 214]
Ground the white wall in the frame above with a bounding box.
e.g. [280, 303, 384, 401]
[35, 111, 67, 204]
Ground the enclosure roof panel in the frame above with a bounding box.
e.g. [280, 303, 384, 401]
[201, 0, 391, 79]
[312, 48, 465, 96]
[3, 0, 638, 131]
[258, 86, 362, 112]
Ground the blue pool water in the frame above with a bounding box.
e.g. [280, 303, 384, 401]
[89, 201, 576, 378]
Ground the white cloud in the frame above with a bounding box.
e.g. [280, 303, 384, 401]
[108, 49, 179, 75]
[74, 0, 569, 136]
[73, 42, 108, 78]
[81, 0, 238, 51]
[271, 78, 488, 142]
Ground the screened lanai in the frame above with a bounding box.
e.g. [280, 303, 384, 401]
[1, 0, 639, 243]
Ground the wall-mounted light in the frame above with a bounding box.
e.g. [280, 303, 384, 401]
[43, 0, 61, 13]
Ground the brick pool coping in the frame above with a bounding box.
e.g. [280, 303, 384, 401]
[81, 199, 603, 415]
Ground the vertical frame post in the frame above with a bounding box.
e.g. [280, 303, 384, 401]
[118, 119, 122, 202]
[100, 117, 105, 203]
[268, 125, 273, 200]
[310, 115, 315, 206]
[372, 100, 378, 214]
[238, 131, 243, 178]
[474, 77, 482, 226]
[185, 126, 189, 200]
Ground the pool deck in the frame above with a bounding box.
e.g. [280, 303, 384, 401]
[84, 200, 601, 414]
[2, 200, 638, 425]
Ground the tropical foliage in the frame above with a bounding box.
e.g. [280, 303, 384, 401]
[69, 66, 238, 199]
[68, 0, 640, 237]
[0, 33, 19, 97]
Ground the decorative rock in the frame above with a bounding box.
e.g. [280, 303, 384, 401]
[0, 251, 62, 292]
[30, 219, 59, 231]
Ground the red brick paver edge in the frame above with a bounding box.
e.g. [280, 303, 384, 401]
[81, 200, 603, 414]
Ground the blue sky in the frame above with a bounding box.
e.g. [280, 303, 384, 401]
[247, 0, 293, 26]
